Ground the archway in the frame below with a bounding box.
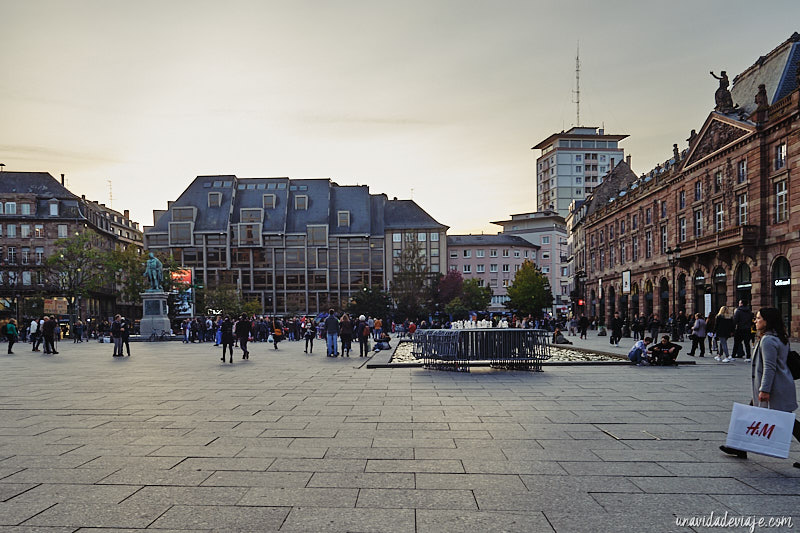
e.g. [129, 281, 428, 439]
[678, 273, 687, 314]
[590, 289, 597, 318]
[631, 283, 640, 319]
[659, 277, 670, 320]
[734, 263, 752, 306]
[772, 256, 791, 335]
[608, 285, 616, 322]
[712, 267, 727, 316]
[644, 279, 654, 317]
[694, 270, 706, 315]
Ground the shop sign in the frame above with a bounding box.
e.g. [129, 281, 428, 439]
[774, 279, 790, 287]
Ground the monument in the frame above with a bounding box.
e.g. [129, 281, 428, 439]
[139, 252, 171, 338]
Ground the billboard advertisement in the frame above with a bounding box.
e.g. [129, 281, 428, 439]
[171, 268, 194, 317]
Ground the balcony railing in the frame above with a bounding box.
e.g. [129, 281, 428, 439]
[682, 225, 758, 253]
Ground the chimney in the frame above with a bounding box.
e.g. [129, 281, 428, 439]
[626, 155, 631, 167]
[61, 173, 65, 185]
[124, 209, 129, 219]
[610, 158, 615, 169]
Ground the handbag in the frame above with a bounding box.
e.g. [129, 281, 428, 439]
[787, 350, 800, 380]
[725, 402, 795, 458]
[267, 334, 274, 343]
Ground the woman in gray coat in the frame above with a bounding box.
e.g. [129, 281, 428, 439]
[720, 307, 799, 468]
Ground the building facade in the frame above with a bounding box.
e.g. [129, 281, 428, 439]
[533, 127, 627, 217]
[580, 33, 800, 335]
[143, 176, 447, 315]
[490, 210, 569, 316]
[446, 234, 540, 311]
[0, 172, 143, 321]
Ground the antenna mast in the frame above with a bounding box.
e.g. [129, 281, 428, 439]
[107, 180, 113, 208]
[573, 42, 581, 127]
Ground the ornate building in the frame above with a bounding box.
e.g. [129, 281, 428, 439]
[579, 33, 800, 335]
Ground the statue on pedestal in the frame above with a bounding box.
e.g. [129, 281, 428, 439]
[710, 71, 737, 113]
[144, 252, 164, 292]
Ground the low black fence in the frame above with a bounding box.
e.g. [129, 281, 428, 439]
[411, 329, 552, 372]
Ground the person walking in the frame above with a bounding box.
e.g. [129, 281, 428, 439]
[235, 314, 251, 359]
[303, 320, 315, 353]
[30, 317, 41, 352]
[339, 314, 353, 357]
[720, 307, 800, 469]
[73, 319, 84, 343]
[356, 315, 370, 357]
[578, 314, 589, 340]
[41, 316, 58, 354]
[610, 312, 623, 347]
[4, 319, 18, 354]
[325, 309, 340, 357]
[648, 314, 661, 341]
[121, 317, 131, 356]
[272, 317, 283, 350]
[714, 306, 734, 362]
[732, 300, 753, 360]
[220, 316, 235, 363]
[111, 315, 123, 357]
[688, 312, 706, 357]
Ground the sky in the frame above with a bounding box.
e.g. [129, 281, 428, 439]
[2, 0, 799, 234]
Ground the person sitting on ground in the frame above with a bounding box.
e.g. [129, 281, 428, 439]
[552, 327, 573, 345]
[649, 334, 682, 366]
[627, 336, 652, 365]
[373, 331, 392, 352]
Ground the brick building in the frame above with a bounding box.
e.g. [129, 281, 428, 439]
[579, 34, 800, 335]
[446, 234, 540, 312]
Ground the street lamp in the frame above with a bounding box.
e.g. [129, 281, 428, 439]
[666, 245, 681, 338]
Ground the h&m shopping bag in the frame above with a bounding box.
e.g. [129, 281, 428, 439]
[725, 402, 795, 458]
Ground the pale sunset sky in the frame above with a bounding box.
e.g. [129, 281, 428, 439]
[1, 0, 798, 233]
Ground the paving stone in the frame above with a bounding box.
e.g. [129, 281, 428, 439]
[474, 488, 605, 512]
[366, 459, 464, 473]
[462, 460, 567, 475]
[709, 494, 800, 515]
[200, 470, 312, 487]
[96, 468, 212, 486]
[557, 461, 674, 476]
[357, 488, 477, 509]
[10, 483, 141, 505]
[628, 476, 760, 494]
[22, 502, 170, 528]
[171, 457, 274, 471]
[416, 473, 527, 491]
[268, 458, 366, 472]
[238, 486, 358, 507]
[416, 509, 554, 533]
[279, 506, 415, 532]
[0, 501, 56, 526]
[2, 468, 118, 485]
[149, 504, 289, 531]
[543, 511, 688, 533]
[307, 472, 415, 489]
[324, 447, 414, 459]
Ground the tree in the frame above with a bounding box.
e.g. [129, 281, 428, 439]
[434, 270, 463, 307]
[346, 285, 392, 321]
[46, 231, 107, 322]
[390, 237, 432, 321]
[461, 278, 492, 312]
[105, 245, 148, 305]
[504, 260, 553, 317]
[195, 284, 241, 316]
[444, 297, 470, 321]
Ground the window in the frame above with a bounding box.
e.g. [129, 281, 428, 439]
[502, 279, 510, 287]
[644, 231, 652, 258]
[632, 214, 638, 230]
[590, 252, 596, 272]
[169, 222, 193, 245]
[661, 226, 667, 253]
[21, 248, 29, 265]
[393, 233, 402, 242]
[714, 202, 724, 232]
[576, 177, 582, 184]
[463, 250, 471, 258]
[476, 264, 485, 273]
[490, 249, 498, 257]
[694, 210, 703, 237]
[477, 279, 485, 287]
[22, 271, 31, 286]
[337, 211, 350, 227]
[609, 225, 614, 239]
[714, 171, 722, 193]
[542, 236, 550, 244]
[737, 193, 748, 225]
[49, 202, 58, 216]
[20, 204, 31, 215]
[737, 160, 747, 184]
[679, 191, 686, 209]
[661, 201, 667, 219]
[430, 232, 439, 242]
[307, 225, 328, 246]
[240, 208, 263, 223]
[476, 249, 485, 258]
[695, 181, 702, 201]
[599, 250, 605, 270]
[620, 243, 626, 264]
[463, 264, 471, 273]
[514, 250, 520, 258]
[449, 250, 458, 258]
[4, 202, 16, 214]
[502, 264, 510, 272]
[679, 218, 686, 243]
[6, 224, 16, 238]
[575, 166, 582, 173]
[542, 252, 550, 259]
[35, 247, 44, 265]
[632, 238, 639, 261]
[599, 230, 604, 244]
[490, 264, 498, 272]
[172, 207, 195, 221]
[262, 194, 276, 209]
[541, 266, 550, 274]
[295, 195, 308, 210]
[7, 247, 16, 264]
[20, 224, 30, 238]
[775, 180, 788, 223]
[502, 249, 509, 257]
[515, 264, 521, 272]
[775, 142, 787, 170]
[416, 232, 426, 242]
[620, 220, 626, 234]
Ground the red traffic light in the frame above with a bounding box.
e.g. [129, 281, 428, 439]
[578, 299, 585, 306]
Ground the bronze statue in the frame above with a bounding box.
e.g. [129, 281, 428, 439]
[144, 252, 164, 291]
[710, 71, 736, 113]
[754, 83, 769, 109]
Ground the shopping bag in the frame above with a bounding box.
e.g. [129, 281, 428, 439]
[725, 402, 796, 458]
[267, 334, 274, 343]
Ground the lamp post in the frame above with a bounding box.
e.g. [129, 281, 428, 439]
[575, 270, 587, 316]
[666, 245, 681, 339]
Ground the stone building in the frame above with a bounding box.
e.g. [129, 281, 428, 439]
[0, 172, 143, 321]
[580, 33, 800, 335]
[143, 176, 447, 315]
[446, 234, 540, 312]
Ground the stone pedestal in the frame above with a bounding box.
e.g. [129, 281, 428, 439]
[139, 291, 171, 337]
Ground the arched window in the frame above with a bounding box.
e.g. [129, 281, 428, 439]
[694, 270, 706, 315]
[734, 263, 751, 305]
[631, 283, 640, 318]
[659, 278, 669, 319]
[772, 257, 791, 335]
[678, 273, 687, 313]
[644, 280, 654, 317]
[712, 267, 727, 315]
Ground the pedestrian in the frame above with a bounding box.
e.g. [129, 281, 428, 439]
[714, 306, 734, 362]
[688, 312, 706, 357]
[720, 307, 800, 469]
[272, 317, 283, 350]
[339, 314, 353, 357]
[30, 317, 41, 352]
[627, 336, 652, 366]
[4, 319, 18, 354]
[215, 315, 222, 346]
[578, 314, 589, 339]
[648, 314, 661, 341]
[356, 315, 370, 357]
[42, 316, 58, 354]
[121, 317, 131, 356]
[610, 312, 623, 347]
[111, 315, 123, 357]
[220, 316, 234, 363]
[374, 317, 383, 340]
[73, 319, 84, 343]
[303, 320, 315, 353]
[732, 300, 753, 361]
[325, 309, 340, 357]
[235, 313, 251, 359]
[705, 313, 717, 355]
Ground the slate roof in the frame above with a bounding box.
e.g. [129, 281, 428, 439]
[0, 172, 78, 199]
[583, 161, 638, 218]
[731, 32, 800, 115]
[447, 234, 539, 248]
[147, 177, 446, 236]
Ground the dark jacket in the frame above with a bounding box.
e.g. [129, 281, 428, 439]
[715, 316, 734, 338]
[324, 315, 340, 335]
[220, 320, 234, 343]
[234, 320, 251, 339]
[733, 305, 752, 331]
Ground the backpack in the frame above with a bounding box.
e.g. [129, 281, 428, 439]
[362, 324, 369, 337]
[787, 350, 800, 380]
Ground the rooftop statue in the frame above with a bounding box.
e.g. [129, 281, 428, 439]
[710, 71, 737, 113]
[144, 252, 164, 292]
[754, 83, 769, 110]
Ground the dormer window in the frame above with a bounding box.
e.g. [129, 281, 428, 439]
[172, 206, 196, 221]
[5, 202, 16, 215]
[169, 222, 193, 245]
[337, 211, 350, 227]
[240, 208, 263, 223]
[21, 204, 31, 215]
[263, 194, 276, 209]
[49, 202, 58, 216]
[295, 195, 308, 210]
[208, 192, 222, 207]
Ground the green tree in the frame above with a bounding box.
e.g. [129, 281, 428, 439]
[346, 285, 392, 321]
[46, 231, 107, 322]
[195, 284, 241, 316]
[390, 237, 432, 321]
[504, 260, 553, 317]
[444, 296, 470, 321]
[104, 245, 148, 305]
[461, 278, 492, 311]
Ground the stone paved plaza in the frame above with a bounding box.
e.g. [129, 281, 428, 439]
[0, 334, 798, 532]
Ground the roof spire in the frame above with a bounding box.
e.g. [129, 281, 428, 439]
[573, 42, 581, 127]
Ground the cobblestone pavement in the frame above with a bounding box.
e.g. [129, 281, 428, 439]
[0, 334, 797, 532]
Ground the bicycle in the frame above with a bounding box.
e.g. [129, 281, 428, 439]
[147, 330, 170, 342]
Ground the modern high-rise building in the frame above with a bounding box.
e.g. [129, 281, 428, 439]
[532, 126, 627, 217]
